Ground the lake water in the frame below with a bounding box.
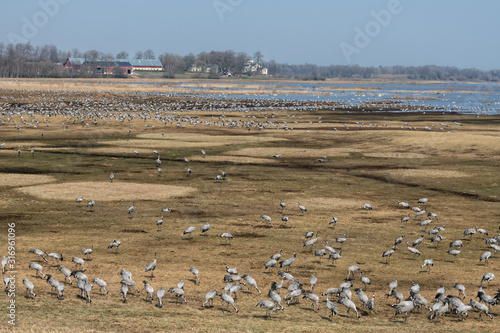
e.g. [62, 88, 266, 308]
[90, 81, 500, 114]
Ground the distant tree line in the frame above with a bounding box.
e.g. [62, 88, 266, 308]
[0, 42, 499, 82]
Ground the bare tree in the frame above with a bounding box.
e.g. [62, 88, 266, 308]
[159, 53, 182, 78]
[233, 52, 249, 76]
[134, 51, 143, 59]
[72, 48, 82, 57]
[144, 49, 155, 59]
[254, 51, 263, 64]
[116, 51, 129, 59]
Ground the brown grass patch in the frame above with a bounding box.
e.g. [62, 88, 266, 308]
[287, 197, 365, 210]
[363, 152, 428, 158]
[0, 173, 57, 186]
[188, 155, 275, 164]
[137, 133, 286, 143]
[375, 169, 470, 178]
[16, 181, 196, 201]
[224, 147, 359, 158]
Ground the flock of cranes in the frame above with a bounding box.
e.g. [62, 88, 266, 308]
[17, 195, 500, 322]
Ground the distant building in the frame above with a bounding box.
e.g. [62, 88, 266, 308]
[244, 60, 268, 75]
[64, 58, 162, 74]
[188, 65, 203, 72]
[116, 59, 163, 71]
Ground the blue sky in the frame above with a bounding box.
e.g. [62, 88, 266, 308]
[1, 0, 499, 69]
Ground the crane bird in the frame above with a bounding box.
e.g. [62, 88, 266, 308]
[107, 239, 121, 251]
[339, 295, 360, 319]
[324, 241, 336, 254]
[59, 265, 72, 284]
[72, 257, 85, 272]
[265, 258, 277, 271]
[110, 172, 114, 182]
[412, 234, 424, 247]
[268, 288, 284, 310]
[183, 226, 196, 237]
[128, 201, 135, 217]
[29, 262, 46, 278]
[405, 242, 421, 257]
[329, 217, 338, 228]
[156, 216, 164, 231]
[336, 233, 347, 248]
[201, 223, 211, 234]
[329, 251, 342, 266]
[454, 283, 466, 299]
[326, 293, 338, 320]
[143, 280, 154, 301]
[121, 284, 129, 303]
[145, 253, 157, 278]
[469, 299, 493, 319]
[355, 287, 369, 308]
[280, 199, 286, 213]
[242, 274, 261, 294]
[463, 227, 476, 239]
[401, 213, 410, 226]
[93, 277, 108, 294]
[481, 273, 495, 288]
[309, 275, 317, 292]
[82, 245, 93, 257]
[87, 200, 95, 211]
[2, 256, 8, 274]
[480, 251, 492, 265]
[420, 259, 434, 271]
[156, 155, 161, 166]
[279, 252, 296, 271]
[418, 197, 428, 205]
[303, 292, 320, 310]
[271, 249, 282, 261]
[362, 203, 373, 210]
[23, 278, 36, 298]
[346, 263, 360, 280]
[76, 196, 83, 205]
[394, 234, 405, 246]
[190, 267, 200, 284]
[392, 299, 415, 322]
[398, 201, 410, 209]
[360, 272, 371, 290]
[157, 287, 166, 308]
[218, 233, 233, 244]
[260, 214, 273, 227]
[255, 301, 276, 317]
[29, 249, 48, 262]
[450, 240, 463, 249]
[303, 232, 319, 249]
[220, 292, 238, 313]
[447, 249, 461, 259]
[298, 202, 307, 214]
[382, 246, 397, 264]
[224, 268, 237, 278]
[202, 290, 218, 307]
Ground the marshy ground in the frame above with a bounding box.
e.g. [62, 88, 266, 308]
[0, 79, 499, 332]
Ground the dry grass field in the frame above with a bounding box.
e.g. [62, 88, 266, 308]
[0, 80, 499, 332]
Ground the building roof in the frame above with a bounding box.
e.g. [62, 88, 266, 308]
[65, 58, 161, 68]
[116, 59, 162, 67]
